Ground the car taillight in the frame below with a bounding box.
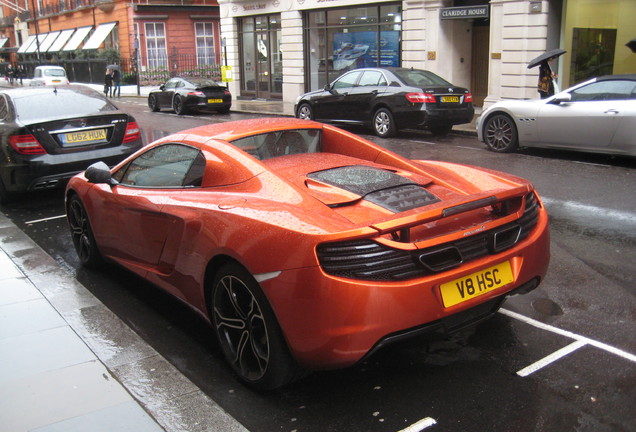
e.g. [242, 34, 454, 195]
[9, 134, 47, 155]
[464, 92, 473, 103]
[123, 121, 141, 143]
[187, 91, 205, 96]
[406, 92, 436, 103]
[224, 89, 231, 96]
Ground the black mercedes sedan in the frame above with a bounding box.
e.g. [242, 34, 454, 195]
[147, 77, 232, 115]
[0, 85, 142, 204]
[295, 67, 474, 138]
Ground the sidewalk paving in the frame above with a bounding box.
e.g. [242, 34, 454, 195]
[0, 213, 249, 432]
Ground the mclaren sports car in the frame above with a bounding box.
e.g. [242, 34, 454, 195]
[65, 118, 550, 389]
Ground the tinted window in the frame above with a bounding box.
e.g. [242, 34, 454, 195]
[570, 80, 636, 102]
[232, 129, 322, 160]
[165, 79, 178, 89]
[332, 71, 360, 90]
[189, 78, 223, 87]
[392, 69, 452, 87]
[12, 87, 118, 122]
[116, 144, 205, 187]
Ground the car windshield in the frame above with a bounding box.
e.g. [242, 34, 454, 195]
[43, 69, 66, 77]
[231, 129, 321, 160]
[13, 88, 118, 121]
[189, 78, 223, 88]
[393, 69, 452, 87]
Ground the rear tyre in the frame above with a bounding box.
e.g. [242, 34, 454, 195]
[67, 195, 104, 268]
[373, 108, 396, 138]
[173, 95, 187, 115]
[211, 262, 301, 390]
[296, 103, 314, 120]
[148, 94, 160, 112]
[483, 114, 519, 153]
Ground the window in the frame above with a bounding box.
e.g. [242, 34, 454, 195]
[195, 22, 216, 65]
[145, 22, 168, 69]
[114, 144, 205, 188]
[332, 71, 360, 89]
[570, 80, 636, 102]
[358, 70, 387, 87]
[231, 129, 322, 160]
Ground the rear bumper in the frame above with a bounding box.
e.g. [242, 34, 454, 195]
[395, 105, 475, 129]
[261, 210, 550, 370]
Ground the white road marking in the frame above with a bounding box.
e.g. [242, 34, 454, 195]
[516, 340, 587, 377]
[397, 417, 437, 432]
[25, 214, 66, 225]
[500, 308, 636, 363]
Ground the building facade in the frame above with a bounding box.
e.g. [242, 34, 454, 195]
[219, 0, 636, 107]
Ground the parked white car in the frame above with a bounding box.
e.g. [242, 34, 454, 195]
[477, 74, 636, 157]
[29, 65, 70, 86]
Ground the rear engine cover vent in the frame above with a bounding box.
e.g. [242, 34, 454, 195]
[308, 166, 439, 213]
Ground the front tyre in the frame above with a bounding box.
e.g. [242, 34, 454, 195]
[67, 195, 104, 268]
[296, 103, 314, 120]
[483, 114, 519, 153]
[148, 94, 160, 112]
[211, 263, 301, 390]
[373, 108, 396, 138]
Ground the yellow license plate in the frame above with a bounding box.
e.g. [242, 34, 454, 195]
[441, 96, 460, 103]
[440, 261, 514, 307]
[208, 98, 223, 103]
[62, 129, 107, 146]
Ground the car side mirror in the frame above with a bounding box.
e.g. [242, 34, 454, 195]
[160, 85, 165, 91]
[324, 83, 332, 92]
[552, 92, 572, 104]
[85, 161, 117, 185]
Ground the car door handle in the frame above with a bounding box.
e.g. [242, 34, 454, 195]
[604, 109, 619, 115]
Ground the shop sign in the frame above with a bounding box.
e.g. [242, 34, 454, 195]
[440, 6, 489, 20]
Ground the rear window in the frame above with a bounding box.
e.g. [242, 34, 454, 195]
[43, 68, 66, 77]
[12, 87, 118, 122]
[189, 78, 224, 87]
[393, 69, 452, 87]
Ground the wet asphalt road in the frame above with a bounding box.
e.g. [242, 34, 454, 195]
[2, 98, 635, 432]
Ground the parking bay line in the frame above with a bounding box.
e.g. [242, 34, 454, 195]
[397, 417, 437, 432]
[499, 308, 636, 377]
[25, 214, 67, 225]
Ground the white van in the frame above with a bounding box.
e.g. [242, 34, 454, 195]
[29, 65, 70, 86]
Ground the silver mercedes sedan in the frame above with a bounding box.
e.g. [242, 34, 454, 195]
[477, 75, 636, 156]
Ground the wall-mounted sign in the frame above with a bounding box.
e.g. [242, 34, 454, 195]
[440, 6, 489, 20]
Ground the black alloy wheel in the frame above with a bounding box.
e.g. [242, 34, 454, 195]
[148, 94, 160, 112]
[173, 95, 186, 115]
[373, 107, 396, 138]
[211, 263, 301, 390]
[484, 113, 519, 153]
[297, 103, 314, 120]
[67, 195, 104, 268]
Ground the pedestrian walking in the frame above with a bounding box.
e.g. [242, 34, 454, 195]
[537, 58, 557, 99]
[7, 64, 14, 85]
[104, 68, 113, 97]
[112, 68, 121, 97]
[17, 64, 25, 86]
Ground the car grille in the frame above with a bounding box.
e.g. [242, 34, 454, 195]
[317, 192, 540, 281]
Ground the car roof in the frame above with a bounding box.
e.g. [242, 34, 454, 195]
[595, 74, 636, 82]
[0, 84, 97, 98]
[34, 65, 65, 70]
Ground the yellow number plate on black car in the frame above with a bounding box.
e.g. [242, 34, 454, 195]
[208, 98, 223, 103]
[441, 96, 460, 103]
[61, 129, 107, 146]
[440, 261, 514, 307]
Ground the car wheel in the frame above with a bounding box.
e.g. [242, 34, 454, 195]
[430, 124, 453, 136]
[297, 103, 314, 120]
[173, 95, 186, 115]
[211, 262, 302, 390]
[373, 108, 396, 138]
[67, 195, 104, 268]
[148, 94, 160, 112]
[483, 113, 519, 153]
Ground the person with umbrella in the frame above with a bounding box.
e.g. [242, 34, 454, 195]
[528, 48, 566, 99]
[108, 64, 121, 97]
[104, 68, 113, 97]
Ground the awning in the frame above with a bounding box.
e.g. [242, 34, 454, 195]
[17, 35, 36, 53]
[48, 29, 75, 52]
[82, 22, 117, 50]
[63, 26, 92, 51]
[25, 34, 47, 53]
[38, 31, 61, 52]
[0, 38, 8, 48]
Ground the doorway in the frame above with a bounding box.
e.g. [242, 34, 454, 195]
[471, 23, 490, 107]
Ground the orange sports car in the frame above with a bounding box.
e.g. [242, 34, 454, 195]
[65, 118, 550, 389]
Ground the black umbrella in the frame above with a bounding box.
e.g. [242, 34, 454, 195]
[626, 38, 636, 53]
[106, 64, 120, 70]
[527, 48, 566, 69]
